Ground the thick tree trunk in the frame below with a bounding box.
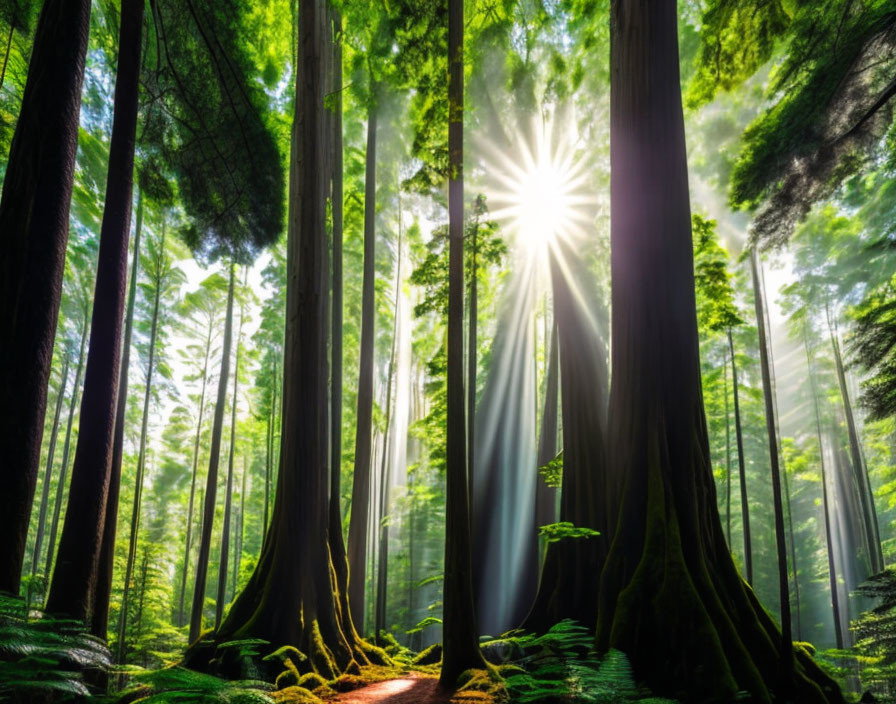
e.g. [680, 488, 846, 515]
[46, 0, 145, 623]
[535, 317, 559, 534]
[178, 319, 213, 626]
[729, 328, 752, 584]
[524, 243, 608, 633]
[215, 292, 243, 628]
[93, 191, 144, 638]
[804, 330, 844, 649]
[751, 248, 794, 676]
[116, 229, 164, 661]
[45, 317, 89, 581]
[193, 5, 378, 678]
[30, 352, 70, 584]
[467, 225, 477, 504]
[595, 2, 843, 701]
[347, 96, 378, 632]
[189, 263, 235, 644]
[828, 311, 883, 574]
[0, 0, 91, 595]
[440, 0, 486, 686]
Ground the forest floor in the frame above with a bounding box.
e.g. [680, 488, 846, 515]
[327, 672, 495, 703]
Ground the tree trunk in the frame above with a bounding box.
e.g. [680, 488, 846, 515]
[189, 262, 235, 644]
[178, 317, 213, 626]
[233, 454, 247, 598]
[729, 328, 752, 584]
[116, 227, 164, 662]
[758, 261, 802, 640]
[347, 95, 378, 633]
[467, 221, 477, 505]
[524, 243, 608, 633]
[93, 190, 144, 638]
[0, 0, 91, 595]
[45, 316, 89, 581]
[724, 349, 731, 544]
[196, 5, 376, 677]
[804, 330, 844, 649]
[595, 2, 842, 701]
[440, 0, 486, 685]
[215, 287, 243, 628]
[30, 351, 70, 585]
[828, 308, 883, 574]
[46, 0, 145, 623]
[374, 226, 402, 644]
[263, 357, 274, 533]
[535, 317, 559, 534]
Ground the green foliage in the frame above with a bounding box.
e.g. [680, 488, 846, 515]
[538, 452, 563, 489]
[692, 214, 743, 334]
[500, 621, 678, 703]
[538, 523, 600, 545]
[0, 594, 112, 700]
[115, 665, 275, 703]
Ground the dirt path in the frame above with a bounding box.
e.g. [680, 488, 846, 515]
[328, 673, 451, 704]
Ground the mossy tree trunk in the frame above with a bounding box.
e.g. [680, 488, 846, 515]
[46, 0, 145, 624]
[439, 0, 486, 686]
[594, 1, 844, 701]
[524, 243, 608, 634]
[535, 317, 559, 536]
[201, 3, 377, 676]
[0, 0, 91, 595]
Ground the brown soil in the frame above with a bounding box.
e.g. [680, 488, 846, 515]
[328, 674, 450, 704]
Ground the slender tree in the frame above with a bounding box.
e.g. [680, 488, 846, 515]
[535, 317, 559, 535]
[595, 1, 843, 700]
[215, 276, 245, 628]
[0, 0, 92, 594]
[439, 0, 486, 685]
[750, 247, 793, 674]
[45, 315, 89, 581]
[93, 190, 144, 638]
[729, 327, 752, 584]
[347, 90, 379, 631]
[46, 0, 146, 623]
[190, 262, 236, 643]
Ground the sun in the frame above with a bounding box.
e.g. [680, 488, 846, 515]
[483, 115, 592, 258]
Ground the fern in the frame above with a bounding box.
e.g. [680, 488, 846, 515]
[114, 665, 276, 703]
[499, 620, 678, 704]
[0, 593, 111, 702]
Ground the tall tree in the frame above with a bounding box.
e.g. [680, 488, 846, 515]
[93, 189, 144, 638]
[595, 1, 843, 701]
[190, 262, 236, 643]
[0, 0, 92, 595]
[215, 274, 246, 628]
[534, 317, 559, 534]
[439, 0, 486, 686]
[46, 0, 146, 623]
[193, 3, 380, 677]
[347, 87, 378, 632]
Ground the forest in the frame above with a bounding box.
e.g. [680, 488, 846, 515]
[1, 0, 895, 702]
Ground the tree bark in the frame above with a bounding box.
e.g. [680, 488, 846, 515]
[467, 220, 477, 505]
[116, 225, 164, 662]
[347, 95, 378, 633]
[440, 0, 486, 685]
[45, 316, 89, 581]
[215, 286, 243, 628]
[724, 349, 731, 544]
[0, 0, 91, 595]
[595, 2, 842, 701]
[46, 0, 145, 623]
[189, 262, 235, 643]
[233, 454, 247, 599]
[93, 190, 144, 638]
[729, 328, 752, 584]
[178, 316, 213, 626]
[751, 248, 793, 679]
